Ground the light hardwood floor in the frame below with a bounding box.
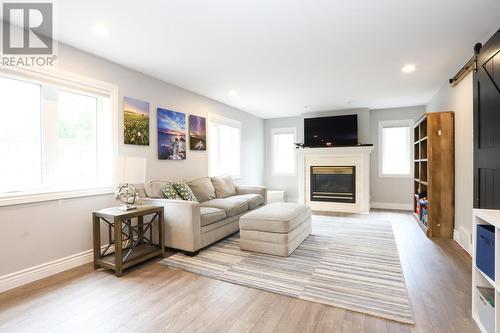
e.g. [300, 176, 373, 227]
[0, 210, 478, 333]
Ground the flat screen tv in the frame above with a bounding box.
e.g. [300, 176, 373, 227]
[304, 114, 358, 147]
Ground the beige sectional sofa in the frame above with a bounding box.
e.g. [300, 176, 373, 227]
[136, 178, 266, 254]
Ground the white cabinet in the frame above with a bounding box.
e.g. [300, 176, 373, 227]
[473, 209, 500, 333]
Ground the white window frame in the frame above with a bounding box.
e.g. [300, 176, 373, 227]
[378, 119, 414, 178]
[271, 127, 297, 176]
[207, 113, 242, 179]
[0, 67, 118, 207]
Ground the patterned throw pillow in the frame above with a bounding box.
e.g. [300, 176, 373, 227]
[160, 183, 182, 200]
[172, 182, 198, 201]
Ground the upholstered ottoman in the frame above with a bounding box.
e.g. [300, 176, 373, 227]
[239, 203, 311, 257]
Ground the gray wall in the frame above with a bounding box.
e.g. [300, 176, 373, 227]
[0, 43, 264, 277]
[264, 109, 369, 202]
[426, 73, 473, 251]
[369, 106, 425, 207]
[264, 107, 424, 205]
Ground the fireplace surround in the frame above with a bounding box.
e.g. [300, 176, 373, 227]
[297, 146, 373, 213]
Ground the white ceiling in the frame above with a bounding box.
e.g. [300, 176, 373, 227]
[55, 0, 500, 119]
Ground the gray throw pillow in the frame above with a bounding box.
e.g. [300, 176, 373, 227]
[211, 175, 236, 198]
[187, 177, 216, 202]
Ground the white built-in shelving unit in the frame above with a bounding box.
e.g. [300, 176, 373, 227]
[473, 209, 500, 333]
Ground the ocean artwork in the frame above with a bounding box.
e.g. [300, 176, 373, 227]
[157, 108, 186, 160]
[123, 97, 149, 145]
[189, 115, 206, 150]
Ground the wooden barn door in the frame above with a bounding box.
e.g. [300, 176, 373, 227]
[474, 29, 500, 208]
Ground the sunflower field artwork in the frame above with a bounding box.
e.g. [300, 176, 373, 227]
[123, 96, 149, 145]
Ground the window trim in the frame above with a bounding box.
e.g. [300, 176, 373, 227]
[207, 113, 242, 179]
[378, 119, 414, 178]
[0, 67, 119, 207]
[271, 127, 297, 177]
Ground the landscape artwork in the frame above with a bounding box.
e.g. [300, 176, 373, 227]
[157, 108, 186, 160]
[123, 97, 149, 145]
[189, 115, 206, 150]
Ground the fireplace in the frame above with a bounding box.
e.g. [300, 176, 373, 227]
[310, 166, 355, 203]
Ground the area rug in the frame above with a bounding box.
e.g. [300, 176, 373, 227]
[159, 215, 414, 324]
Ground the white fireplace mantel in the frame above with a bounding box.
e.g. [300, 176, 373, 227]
[297, 146, 373, 213]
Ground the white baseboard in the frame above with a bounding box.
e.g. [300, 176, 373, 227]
[370, 202, 413, 211]
[454, 229, 472, 255]
[0, 249, 94, 293]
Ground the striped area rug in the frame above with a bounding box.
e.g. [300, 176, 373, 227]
[159, 215, 414, 324]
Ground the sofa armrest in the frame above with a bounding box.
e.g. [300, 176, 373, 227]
[236, 185, 267, 204]
[140, 197, 201, 252]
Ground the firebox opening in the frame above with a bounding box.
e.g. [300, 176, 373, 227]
[310, 166, 355, 203]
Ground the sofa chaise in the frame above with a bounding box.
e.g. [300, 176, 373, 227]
[136, 177, 266, 254]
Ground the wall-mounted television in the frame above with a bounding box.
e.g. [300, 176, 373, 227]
[304, 114, 358, 147]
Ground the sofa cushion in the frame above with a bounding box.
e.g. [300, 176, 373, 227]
[187, 177, 216, 202]
[172, 182, 198, 201]
[232, 194, 264, 210]
[160, 183, 182, 200]
[145, 180, 172, 198]
[239, 203, 311, 233]
[211, 175, 236, 198]
[201, 197, 249, 217]
[200, 207, 227, 227]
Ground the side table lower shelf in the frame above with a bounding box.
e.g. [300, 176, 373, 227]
[96, 243, 163, 272]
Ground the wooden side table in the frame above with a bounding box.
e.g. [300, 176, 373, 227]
[92, 205, 164, 276]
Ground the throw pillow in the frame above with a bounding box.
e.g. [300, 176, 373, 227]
[187, 177, 216, 202]
[172, 182, 198, 201]
[160, 183, 182, 200]
[145, 180, 172, 198]
[211, 175, 236, 198]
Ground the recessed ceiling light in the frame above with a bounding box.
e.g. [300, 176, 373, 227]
[401, 64, 416, 73]
[229, 89, 238, 97]
[304, 105, 312, 109]
[93, 24, 110, 37]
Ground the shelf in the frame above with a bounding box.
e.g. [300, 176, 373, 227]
[413, 137, 428, 144]
[412, 112, 454, 239]
[475, 265, 496, 288]
[97, 243, 162, 270]
[474, 209, 500, 229]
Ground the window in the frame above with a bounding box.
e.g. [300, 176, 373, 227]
[0, 70, 116, 203]
[57, 90, 98, 183]
[379, 120, 413, 177]
[272, 127, 296, 176]
[0, 77, 42, 191]
[209, 115, 241, 178]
